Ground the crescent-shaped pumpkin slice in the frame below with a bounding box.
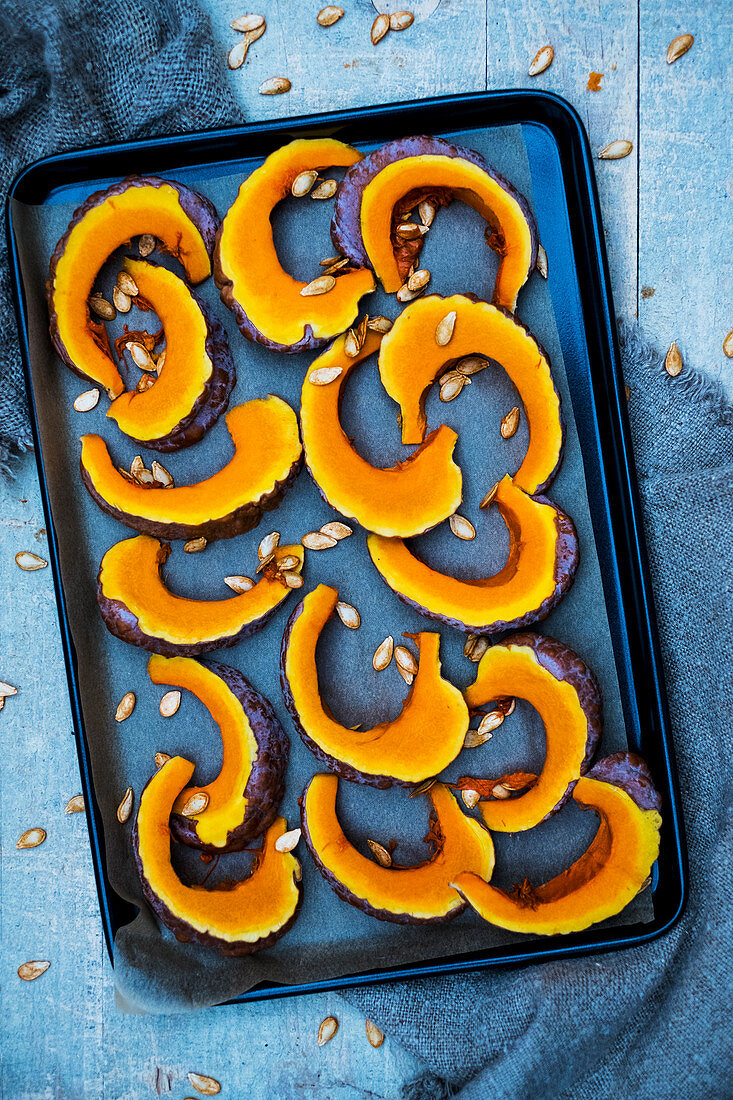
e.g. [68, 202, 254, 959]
[300, 773, 495, 924]
[48, 175, 219, 397]
[97, 535, 304, 655]
[280, 584, 469, 787]
[378, 294, 563, 495]
[300, 328, 462, 536]
[214, 138, 375, 352]
[80, 396, 302, 542]
[462, 633, 602, 831]
[147, 655, 289, 851]
[105, 260, 235, 451]
[133, 755, 301, 954]
[452, 753, 662, 935]
[331, 136, 537, 311]
[367, 476, 578, 635]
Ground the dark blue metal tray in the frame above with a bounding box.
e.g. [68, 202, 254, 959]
[6, 90, 687, 1003]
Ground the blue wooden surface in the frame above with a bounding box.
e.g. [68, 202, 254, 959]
[2, 2, 730, 1097]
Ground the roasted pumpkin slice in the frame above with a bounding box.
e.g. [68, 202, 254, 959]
[379, 294, 563, 494]
[463, 633, 602, 831]
[133, 755, 301, 954]
[214, 138, 375, 352]
[106, 260, 235, 451]
[300, 329, 462, 536]
[281, 584, 469, 787]
[147, 655, 289, 851]
[301, 774, 495, 923]
[331, 135, 537, 311]
[80, 397, 302, 541]
[48, 175, 219, 397]
[97, 535, 303, 655]
[452, 753, 662, 935]
[367, 476, 578, 635]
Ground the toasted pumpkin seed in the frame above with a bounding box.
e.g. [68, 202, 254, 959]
[666, 33, 693, 64]
[394, 644, 418, 675]
[492, 782, 512, 800]
[180, 792, 209, 818]
[65, 794, 85, 814]
[15, 550, 47, 571]
[479, 710, 505, 736]
[665, 341, 683, 377]
[418, 199, 437, 227]
[311, 179, 338, 200]
[529, 44, 554, 76]
[117, 786, 134, 822]
[228, 37, 250, 69]
[89, 294, 115, 320]
[467, 636, 489, 663]
[112, 285, 131, 312]
[291, 169, 319, 197]
[18, 960, 50, 981]
[456, 355, 488, 376]
[390, 10, 414, 31]
[255, 551, 276, 573]
[479, 481, 499, 508]
[116, 271, 138, 297]
[275, 827, 301, 853]
[395, 221, 427, 240]
[159, 690, 181, 718]
[439, 370, 466, 387]
[130, 457, 152, 486]
[187, 1072, 221, 1095]
[371, 13, 390, 43]
[320, 520, 352, 540]
[129, 342, 156, 372]
[463, 633, 478, 658]
[301, 275, 336, 298]
[184, 537, 207, 554]
[396, 665, 414, 686]
[407, 268, 430, 292]
[276, 554, 301, 572]
[449, 513, 476, 540]
[396, 283, 422, 303]
[115, 692, 135, 722]
[154, 752, 171, 768]
[231, 13, 265, 32]
[367, 839, 392, 867]
[435, 310, 457, 346]
[497, 696, 516, 717]
[258, 531, 280, 560]
[598, 139, 633, 160]
[366, 1019, 385, 1047]
[409, 777, 436, 798]
[17, 827, 47, 849]
[0, 680, 18, 697]
[344, 327, 363, 358]
[317, 6, 344, 26]
[224, 575, 254, 593]
[155, 349, 166, 374]
[73, 388, 100, 413]
[500, 406, 520, 439]
[373, 635, 394, 671]
[336, 600, 360, 629]
[440, 376, 465, 402]
[536, 243, 549, 279]
[367, 315, 393, 333]
[318, 1016, 339, 1045]
[282, 571, 304, 588]
[723, 329, 733, 358]
[461, 788, 480, 810]
[136, 374, 154, 393]
[259, 76, 291, 95]
[150, 460, 173, 488]
[138, 233, 155, 256]
[302, 530, 338, 550]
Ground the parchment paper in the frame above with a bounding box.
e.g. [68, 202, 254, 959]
[12, 123, 653, 1013]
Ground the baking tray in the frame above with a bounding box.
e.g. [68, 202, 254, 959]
[6, 91, 687, 1004]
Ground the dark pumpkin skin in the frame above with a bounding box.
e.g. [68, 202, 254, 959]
[168, 662, 290, 852]
[588, 752, 662, 812]
[331, 135, 538, 280]
[80, 450, 303, 543]
[299, 779, 468, 925]
[47, 175, 220, 387]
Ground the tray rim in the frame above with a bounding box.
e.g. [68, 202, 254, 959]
[5, 88, 688, 1005]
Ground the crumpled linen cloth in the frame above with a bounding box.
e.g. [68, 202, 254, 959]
[344, 323, 733, 1099]
[0, 0, 235, 469]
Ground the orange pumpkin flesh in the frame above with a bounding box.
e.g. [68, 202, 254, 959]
[367, 475, 578, 635]
[281, 584, 469, 786]
[133, 755, 301, 953]
[80, 397, 302, 541]
[300, 329, 462, 536]
[214, 138, 375, 351]
[147, 655, 289, 850]
[300, 774, 495, 923]
[452, 764, 662, 935]
[379, 294, 563, 495]
[106, 259, 233, 450]
[464, 634, 602, 831]
[97, 535, 303, 655]
[48, 176, 218, 397]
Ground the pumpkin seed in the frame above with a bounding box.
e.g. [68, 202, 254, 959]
[230, 13, 265, 32]
[396, 665, 414, 686]
[136, 375, 154, 393]
[665, 341, 683, 377]
[128, 342, 156, 372]
[666, 33, 693, 64]
[301, 275, 336, 297]
[395, 222, 427, 240]
[154, 752, 171, 768]
[320, 520, 352, 540]
[228, 38, 250, 69]
[418, 199, 437, 227]
[116, 786, 134, 822]
[159, 690, 181, 718]
[88, 294, 115, 320]
[73, 388, 100, 413]
[291, 169, 319, 197]
[274, 827, 301, 853]
[282, 571, 304, 588]
[259, 76, 291, 95]
[311, 179, 338, 200]
[500, 406, 520, 439]
[439, 370, 466, 387]
[258, 531, 280, 560]
[129, 456, 152, 484]
[407, 268, 430, 292]
[461, 788, 480, 810]
[65, 794, 85, 814]
[367, 315, 393, 333]
[15, 550, 48, 571]
[409, 777, 436, 797]
[151, 460, 173, 488]
[320, 256, 341, 267]
[638, 875, 652, 893]
[492, 783, 512, 800]
[302, 531, 338, 550]
[336, 600, 360, 629]
[467, 636, 489, 663]
[536, 243, 549, 279]
[479, 481, 499, 508]
[116, 271, 138, 296]
[0, 680, 18, 697]
[365, 1018, 385, 1047]
[529, 44, 554, 76]
[224, 575, 254, 593]
[18, 960, 50, 981]
[439, 375, 465, 402]
[449, 513, 476, 540]
[367, 839, 392, 867]
[598, 139, 633, 160]
[317, 6, 344, 27]
[255, 551, 276, 573]
[318, 1016, 339, 1045]
[371, 13, 390, 43]
[390, 10, 414, 31]
[155, 349, 166, 374]
[394, 644, 418, 675]
[396, 283, 423, 303]
[463, 633, 478, 658]
[497, 696, 516, 716]
[115, 692, 135, 722]
[435, 310, 457, 346]
[180, 791, 209, 818]
[723, 329, 733, 358]
[184, 537, 207, 554]
[373, 635, 394, 671]
[112, 285, 131, 312]
[17, 827, 47, 849]
[277, 554, 301, 572]
[187, 1072, 221, 1095]
[479, 710, 505, 736]
[456, 355, 488, 376]
[344, 327, 363, 357]
[138, 233, 156, 256]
